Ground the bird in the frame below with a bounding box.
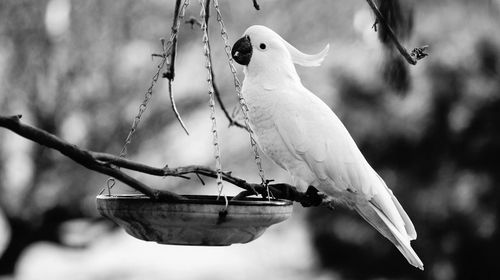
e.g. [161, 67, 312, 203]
[231, 25, 423, 270]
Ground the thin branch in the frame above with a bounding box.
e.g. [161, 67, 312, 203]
[365, 0, 428, 65]
[167, 0, 182, 81]
[204, 0, 210, 25]
[163, 0, 190, 135]
[167, 79, 190, 135]
[94, 152, 256, 193]
[195, 172, 206, 185]
[252, 0, 260, 10]
[92, 152, 191, 179]
[0, 114, 332, 208]
[0, 115, 184, 201]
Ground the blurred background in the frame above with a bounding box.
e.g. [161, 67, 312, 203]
[1, 0, 499, 279]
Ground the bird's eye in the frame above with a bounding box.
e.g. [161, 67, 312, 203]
[259, 43, 267, 50]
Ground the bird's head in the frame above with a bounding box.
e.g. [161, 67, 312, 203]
[231, 25, 329, 79]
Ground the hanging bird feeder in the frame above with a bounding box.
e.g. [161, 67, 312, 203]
[97, 194, 292, 246]
[95, 0, 294, 246]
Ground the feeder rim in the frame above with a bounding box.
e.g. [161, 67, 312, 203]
[96, 194, 293, 206]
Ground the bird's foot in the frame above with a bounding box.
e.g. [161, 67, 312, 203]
[300, 186, 324, 207]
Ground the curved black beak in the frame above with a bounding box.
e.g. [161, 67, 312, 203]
[231, 35, 252, 66]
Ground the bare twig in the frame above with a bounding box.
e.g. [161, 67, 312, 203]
[167, 79, 190, 135]
[203, 0, 211, 25]
[167, 0, 182, 81]
[163, 0, 190, 135]
[252, 0, 260, 10]
[92, 152, 190, 180]
[195, 172, 206, 185]
[372, 19, 378, 32]
[365, 0, 428, 65]
[0, 114, 333, 208]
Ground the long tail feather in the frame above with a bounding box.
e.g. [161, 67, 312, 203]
[375, 174, 417, 240]
[354, 202, 424, 270]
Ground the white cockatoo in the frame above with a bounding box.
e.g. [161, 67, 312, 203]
[231, 25, 423, 270]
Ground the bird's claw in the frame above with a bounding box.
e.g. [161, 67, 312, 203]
[300, 186, 323, 207]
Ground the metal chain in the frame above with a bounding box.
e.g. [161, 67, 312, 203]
[212, 0, 267, 187]
[200, 0, 227, 206]
[102, 0, 191, 195]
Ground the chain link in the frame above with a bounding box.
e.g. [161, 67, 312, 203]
[212, 0, 267, 187]
[199, 0, 226, 206]
[103, 0, 191, 195]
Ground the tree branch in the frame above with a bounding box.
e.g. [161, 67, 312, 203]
[0, 114, 333, 208]
[366, 0, 428, 65]
[0, 115, 184, 201]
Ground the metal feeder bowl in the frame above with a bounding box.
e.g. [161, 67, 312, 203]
[96, 194, 293, 246]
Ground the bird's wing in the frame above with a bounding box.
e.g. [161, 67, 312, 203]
[272, 86, 422, 268]
[273, 86, 412, 235]
[273, 87, 375, 194]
